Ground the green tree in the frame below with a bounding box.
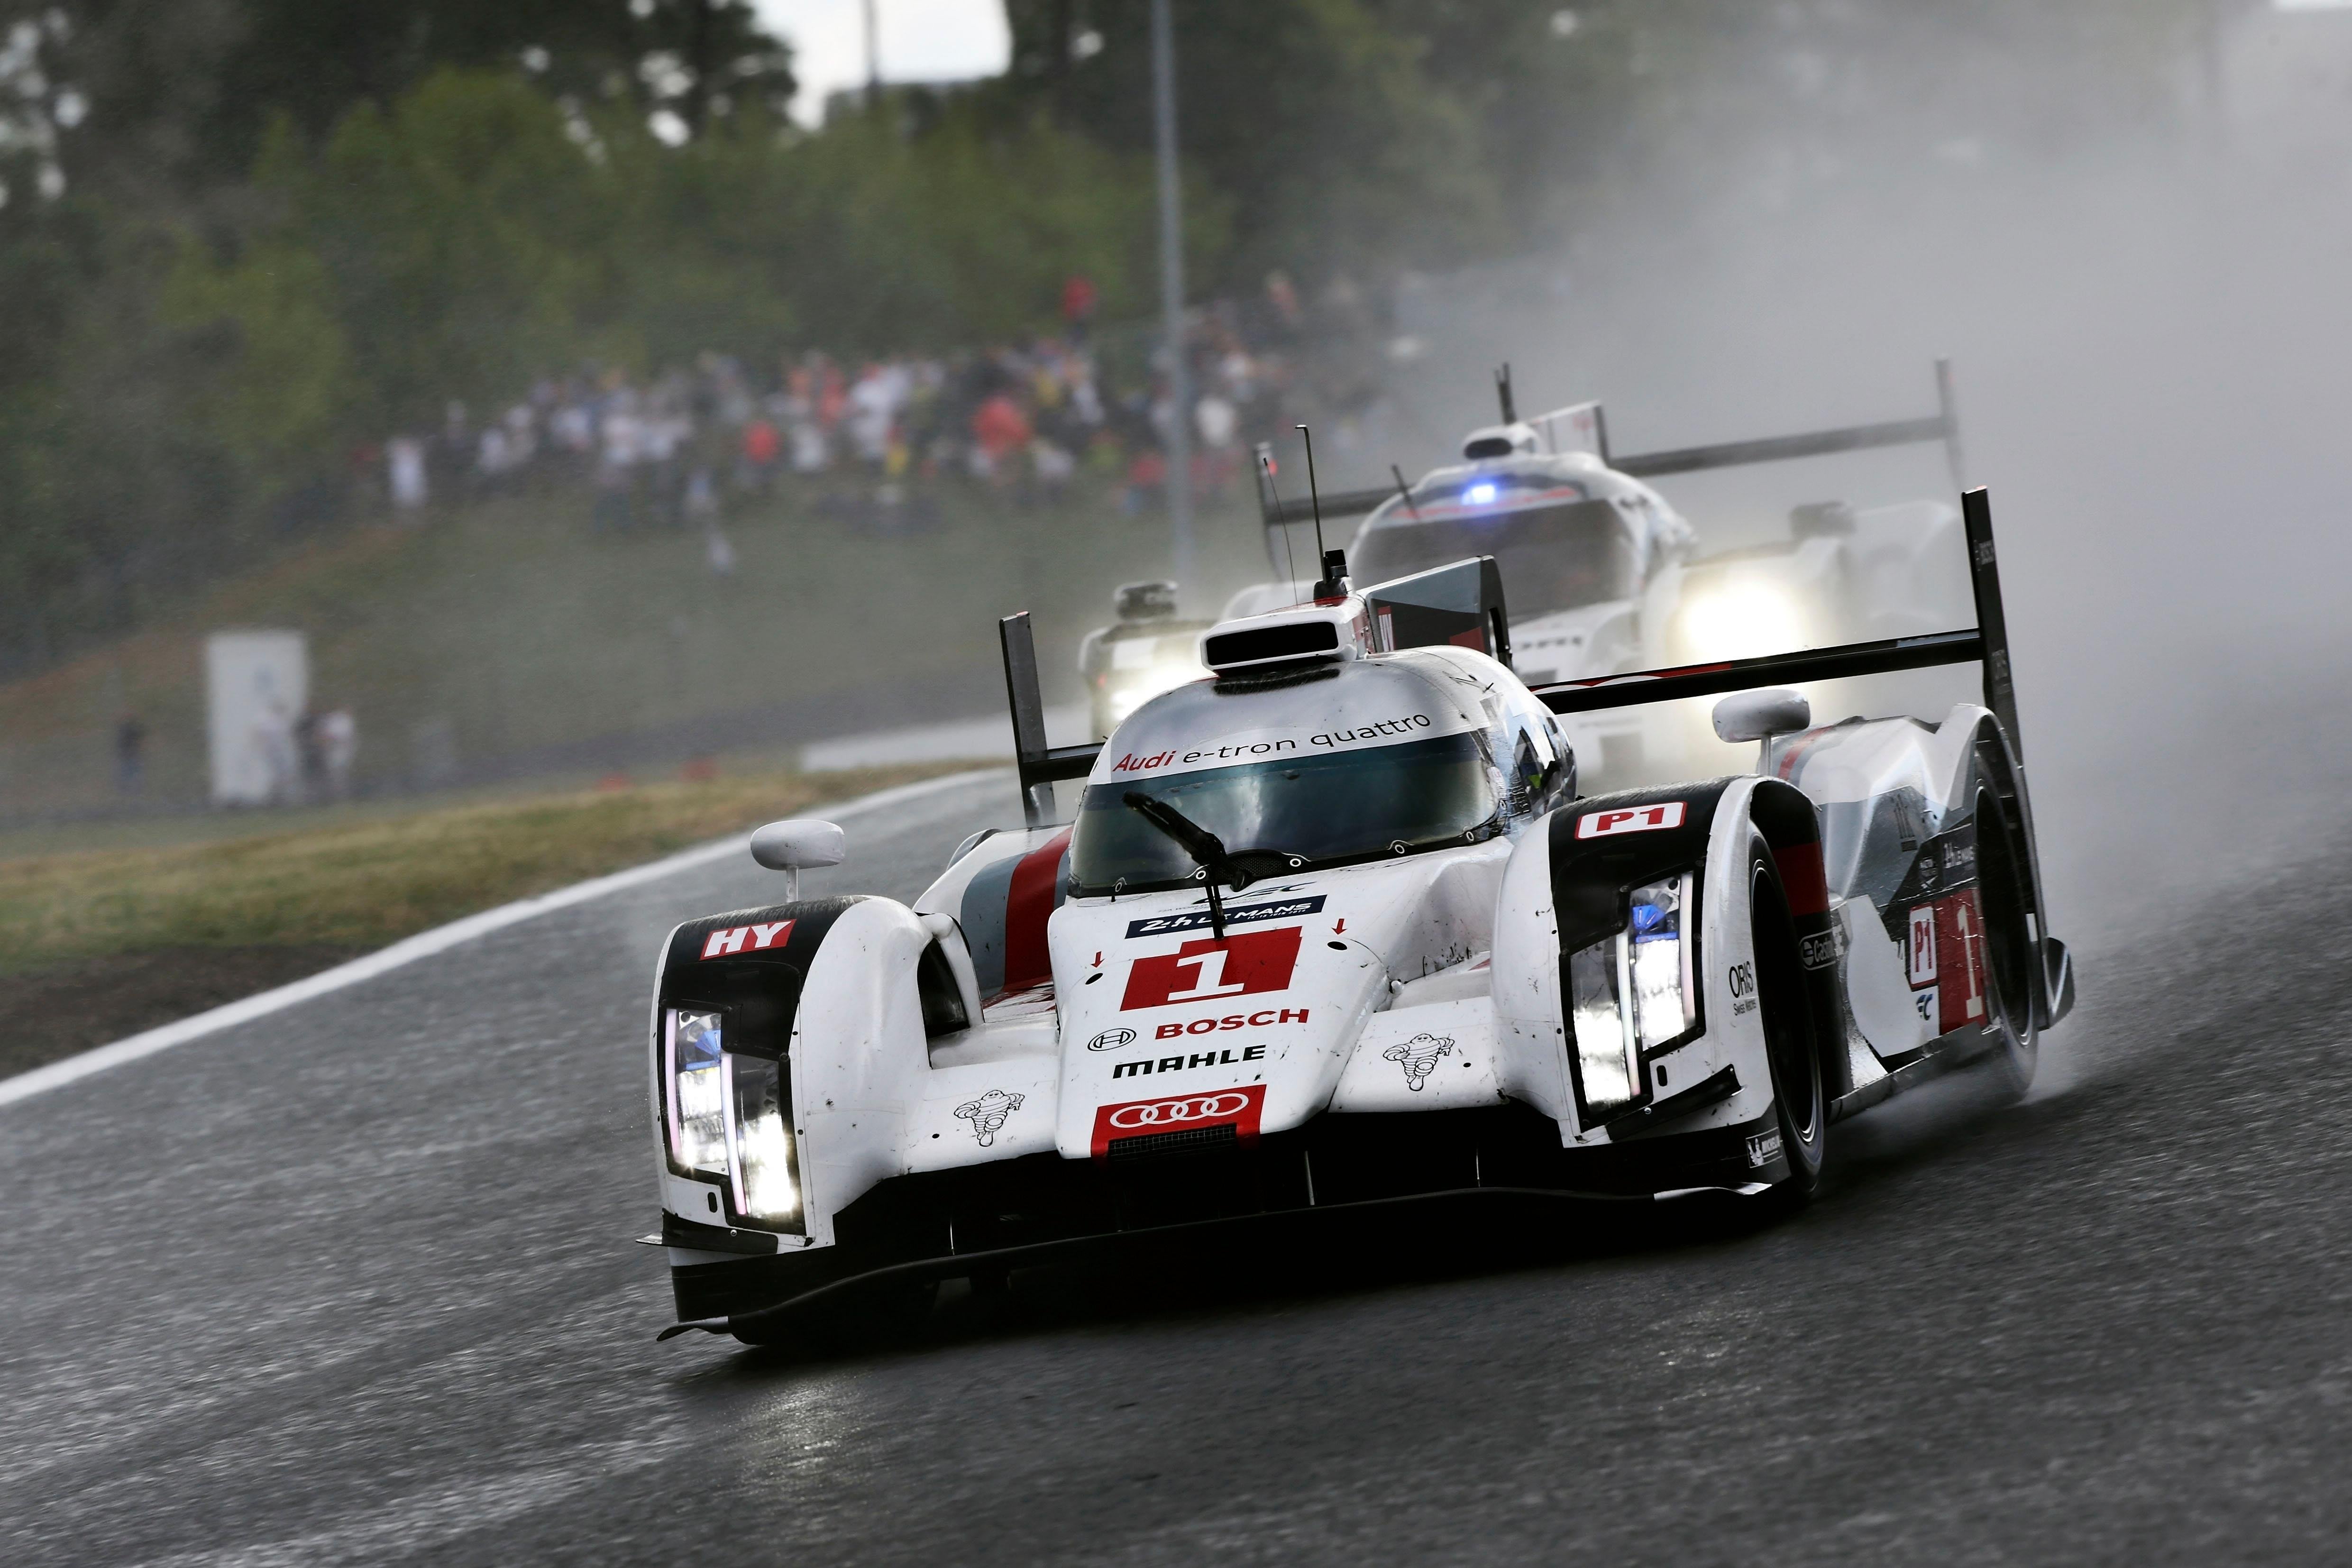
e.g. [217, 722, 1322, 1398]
[998, 0, 1504, 290]
[30, 0, 791, 199]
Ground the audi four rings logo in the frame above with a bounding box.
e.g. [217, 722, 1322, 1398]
[1086, 1028, 1137, 1052]
[1090, 1083, 1266, 1157]
[1105, 1091, 1253, 1129]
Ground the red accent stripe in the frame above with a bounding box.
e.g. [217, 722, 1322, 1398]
[1000, 828, 1071, 994]
[1559, 660, 1736, 691]
[1773, 843, 1830, 917]
[1775, 728, 1840, 783]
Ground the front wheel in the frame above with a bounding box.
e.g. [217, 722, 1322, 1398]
[1751, 836, 1826, 1203]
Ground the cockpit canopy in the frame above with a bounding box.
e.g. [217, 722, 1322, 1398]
[1070, 650, 1569, 896]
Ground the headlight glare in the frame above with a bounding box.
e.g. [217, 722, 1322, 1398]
[1627, 875, 1694, 1049]
[665, 1009, 729, 1174]
[1678, 582, 1804, 663]
[1568, 939, 1639, 1112]
[727, 1054, 799, 1222]
[1567, 873, 1699, 1119]
[1107, 661, 1207, 723]
[663, 1006, 804, 1231]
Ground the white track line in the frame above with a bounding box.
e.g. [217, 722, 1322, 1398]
[0, 769, 1006, 1110]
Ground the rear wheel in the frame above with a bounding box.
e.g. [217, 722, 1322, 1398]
[1971, 786, 2039, 1100]
[1751, 838, 1826, 1202]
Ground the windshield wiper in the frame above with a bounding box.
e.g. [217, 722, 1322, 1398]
[1121, 792, 1248, 939]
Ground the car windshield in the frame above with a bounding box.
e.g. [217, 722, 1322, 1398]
[1070, 732, 1498, 893]
[1352, 499, 1635, 615]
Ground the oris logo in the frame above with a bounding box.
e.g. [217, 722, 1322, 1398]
[1089, 1083, 1266, 1157]
[1727, 960, 1758, 1017]
[1086, 1027, 1138, 1053]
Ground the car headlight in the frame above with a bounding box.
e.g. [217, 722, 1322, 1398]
[663, 1007, 803, 1229]
[1566, 874, 1698, 1119]
[665, 1009, 729, 1174]
[1675, 582, 1805, 663]
[725, 1055, 800, 1224]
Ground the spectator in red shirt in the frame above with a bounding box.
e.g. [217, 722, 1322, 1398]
[740, 415, 779, 493]
[1061, 274, 1098, 341]
[971, 392, 1033, 479]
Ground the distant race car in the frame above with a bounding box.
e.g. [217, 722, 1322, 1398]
[1080, 578, 1333, 739]
[1076, 580, 1217, 738]
[1232, 362, 1978, 783]
[645, 490, 2074, 1346]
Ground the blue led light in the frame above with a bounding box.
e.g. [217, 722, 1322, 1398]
[1463, 481, 1498, 505]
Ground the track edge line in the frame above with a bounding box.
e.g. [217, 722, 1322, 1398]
[0, 767, 1009, 1110]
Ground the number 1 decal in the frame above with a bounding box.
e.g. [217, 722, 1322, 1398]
[1122, 926, 1303, 1010]
[1164, 947, 1248, 1001]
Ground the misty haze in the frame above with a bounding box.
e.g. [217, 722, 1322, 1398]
[3, 4, 2348, 1564]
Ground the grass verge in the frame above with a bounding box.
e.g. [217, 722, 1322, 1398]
[0, 761, 985, 1078]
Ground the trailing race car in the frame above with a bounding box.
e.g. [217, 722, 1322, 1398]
[1076, 580, 1218, 738]
[1242, 362, 1977, 784]
[1080, 578, 1335, 741]
[646, 489, 2074, 1345]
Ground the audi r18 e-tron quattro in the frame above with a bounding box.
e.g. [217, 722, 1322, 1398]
[646, 491, 2073, 1344]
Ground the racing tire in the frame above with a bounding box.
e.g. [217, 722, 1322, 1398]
[1750, 835, 1827, 1204]
[1970, 786, 2040, 1102]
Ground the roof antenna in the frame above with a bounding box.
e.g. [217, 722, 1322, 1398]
[1259, 449, 1299, 589]
[1389, 463, 1422, 521]
[1299, 424, 1345, 600]
[1495, 363, 1517, 426]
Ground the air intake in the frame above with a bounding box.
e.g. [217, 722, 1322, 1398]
[1203, 619, 1339, 671]
[1460, 422, 1538, 461]
[1199, 597, 1368, 677]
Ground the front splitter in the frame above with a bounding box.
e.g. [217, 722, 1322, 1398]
[656, 1178, 1766, 1343]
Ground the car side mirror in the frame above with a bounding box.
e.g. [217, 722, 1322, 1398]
[1712, 688, 1811, 744]
[750, 818, 846, 899]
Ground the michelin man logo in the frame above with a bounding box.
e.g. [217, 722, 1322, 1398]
[953, 1088, 1025, 1146]
[1381, 1033, 1456, 1091]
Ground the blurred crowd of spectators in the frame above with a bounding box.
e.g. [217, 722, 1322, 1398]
[368, 272, 1399, 559]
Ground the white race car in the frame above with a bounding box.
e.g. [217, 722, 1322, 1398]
[648, 492, 2073, 1345]
[1247, 363, 1977, 785]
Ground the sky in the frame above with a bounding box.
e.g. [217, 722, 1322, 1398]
[753, 0, 1013, 127]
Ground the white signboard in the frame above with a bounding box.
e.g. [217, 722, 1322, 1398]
[206, 630, 309, 806]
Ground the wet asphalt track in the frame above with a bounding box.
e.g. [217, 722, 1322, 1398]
[4, 770, 2348, 1566]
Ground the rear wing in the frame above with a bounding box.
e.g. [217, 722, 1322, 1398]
[1530, 487, 2022, 757]
[1254, 359, 1967, 552]
[1606, 359, 1964, 486]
